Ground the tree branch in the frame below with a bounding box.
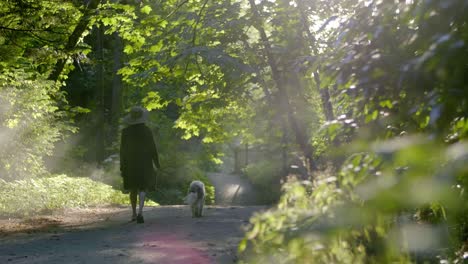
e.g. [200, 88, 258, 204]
[183, 0, 209, 77]
[165, 0, 190, 19]
[191, 0, 209, 46]
[48, 0, 101, 81]
[0, 25, 67, 35]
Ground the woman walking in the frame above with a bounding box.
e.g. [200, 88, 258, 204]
[120, 106, 160, 223]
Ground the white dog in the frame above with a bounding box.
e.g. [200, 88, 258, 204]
[184, 180, 205, 217]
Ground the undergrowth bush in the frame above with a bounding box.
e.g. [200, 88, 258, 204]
[242, 159, 283, 204]
[147, 153, 215, 205]
[0, 174, 157, 217]
[49, 153, 216, 206]
[0, 69, 75, 180]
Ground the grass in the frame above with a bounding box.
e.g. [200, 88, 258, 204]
[0, 174, 157, 217]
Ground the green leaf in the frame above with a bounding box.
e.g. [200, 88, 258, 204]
[140, 5, 152, 15]
[149, 41, 164, 53]
[142, 91, 169, 110]
[238, 238, 248, 252]
[160, 20, 168, 28]
[379, 100, 393, 109]
[124, 45, 134, 54]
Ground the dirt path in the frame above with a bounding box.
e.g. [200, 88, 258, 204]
[0, 205, 263, 264]
[0, 173, 265, 263]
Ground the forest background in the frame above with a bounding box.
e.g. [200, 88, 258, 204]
[1, 0, 467, 262]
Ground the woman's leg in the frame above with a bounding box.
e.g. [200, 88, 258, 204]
[130, 190, 137, 219]
[138, 191, 146, 215]
[136, 191, 146, 223]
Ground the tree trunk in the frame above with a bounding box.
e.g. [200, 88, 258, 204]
[110, 33, 123, 141]
[234, 147, 240, 174]
[296, 0, 335, 121]
[314, 74, 335, 121]
[95, 25, 106, 163]
[244, 143, 249, 168]
[247, 0, 316, 173]
[241, 39, 290, 173]
[48, 0, 101, 81]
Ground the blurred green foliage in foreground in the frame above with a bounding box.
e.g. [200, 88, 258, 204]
[240, 138, 468, 263]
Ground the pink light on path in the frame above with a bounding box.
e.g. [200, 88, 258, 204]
[135, 231, 213, 264]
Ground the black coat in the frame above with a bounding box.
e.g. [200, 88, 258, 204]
[120, 123, 160, 191]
